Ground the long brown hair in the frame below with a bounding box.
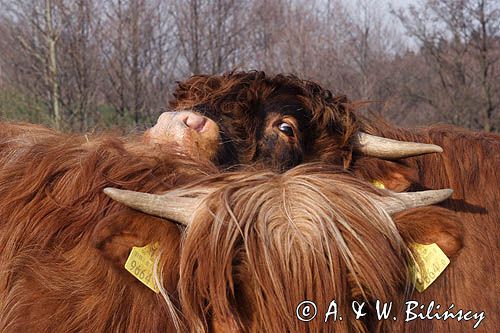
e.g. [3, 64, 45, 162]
[178, 164, 414, 332]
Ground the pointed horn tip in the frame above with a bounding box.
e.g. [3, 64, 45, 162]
[381, 188, 454, 215]
[103, 187, 136, 203]
[430, 144, 443, 153]
[103, 187, 122, 198]
[394, 188, 454, 204]
[437, 188, 453, 199]
[103, 187, 114, 195]
[103, 187, 195, 226]
[396, 188, 454, 201]
[355, 132, 444, 159]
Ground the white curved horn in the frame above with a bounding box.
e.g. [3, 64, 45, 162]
[104, 187, 203, 226]
[378, 189, 453, 215]
[354, 132, 443, 159]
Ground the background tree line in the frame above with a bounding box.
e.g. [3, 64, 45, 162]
[0, 0, 498, 132]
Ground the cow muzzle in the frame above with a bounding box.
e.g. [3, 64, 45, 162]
[144, 111, 220, 161]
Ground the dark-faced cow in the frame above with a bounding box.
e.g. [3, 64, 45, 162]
[147, 71, 445, 171]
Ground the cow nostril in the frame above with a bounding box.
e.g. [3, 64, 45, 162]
[183, 113, 207, 132]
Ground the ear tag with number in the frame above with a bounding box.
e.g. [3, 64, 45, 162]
[371, 180, 386, 189]
[125, 243, 160, 293]
[409, 243, 450, 293]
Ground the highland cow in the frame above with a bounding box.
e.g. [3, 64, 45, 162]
[145, 71, 498, 332]
[106, 165, 465, 333]
[0, 122, 458, 332]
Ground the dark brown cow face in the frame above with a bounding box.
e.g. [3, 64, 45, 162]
[148, 72, 358, 171]
[146, 71, 443, 179]
[237, 93, 314, 171]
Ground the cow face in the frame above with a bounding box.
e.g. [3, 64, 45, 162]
[148, 72, 358, 171]
[147, 71, 442, 179]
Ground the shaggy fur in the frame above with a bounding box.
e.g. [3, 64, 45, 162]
[169, 71, 498, 332]
[0, 122, 217, 332]
[178, 164, 463, 333]
[353, 123, 499, 332]
[0, 122, 464, 332]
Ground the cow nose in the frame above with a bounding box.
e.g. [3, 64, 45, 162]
[183, 113, 207, 133]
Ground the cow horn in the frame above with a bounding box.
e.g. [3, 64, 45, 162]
[378, 189, 453, 215]
[103, 188, 202, 226]
[104, 186, 452, 224]
[354, 132, 443, 159]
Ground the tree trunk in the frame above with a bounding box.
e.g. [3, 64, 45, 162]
[45, 0, 61, 130]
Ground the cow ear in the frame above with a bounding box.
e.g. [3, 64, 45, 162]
[353, 157, 418, 192]
[393, 207, 464, 258]
[92, 210, 181, 268]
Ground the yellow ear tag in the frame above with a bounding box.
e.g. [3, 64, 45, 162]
[371, 180, 386, 189]
[409, 243, 450, 292]
[125, 243, 160, 293]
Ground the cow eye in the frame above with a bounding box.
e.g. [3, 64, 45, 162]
[278, 122, 294, 137]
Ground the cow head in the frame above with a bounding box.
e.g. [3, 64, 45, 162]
[103, 164, 463, 332]
[146, 71, 441, 173]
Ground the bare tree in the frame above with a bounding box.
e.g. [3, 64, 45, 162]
[45, 0, 61, 129]
[467, 0, 499, 132]
[56, 0, 103, 131]
[0, 0, 63, 128]
[394, 0, 499, 131]
[0, 0, 497, 132]
[172, 0, 251, 75]
[101, 0, 177, 128]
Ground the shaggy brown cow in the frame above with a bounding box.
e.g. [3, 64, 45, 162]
[0, 122, 457, 332]
[106, 165, 465, 333]
[145, 71, 498, 332]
